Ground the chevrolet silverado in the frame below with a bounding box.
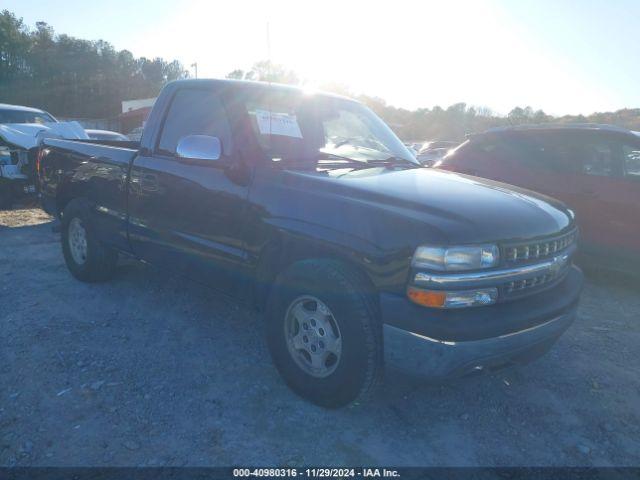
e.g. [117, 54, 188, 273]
[39, 79, 583, 407]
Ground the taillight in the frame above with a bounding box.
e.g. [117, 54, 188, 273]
[36, 148, 46, 176]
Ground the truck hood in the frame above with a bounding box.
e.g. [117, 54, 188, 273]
[290, 167, 574, 245]
[0, 122, 88, 149]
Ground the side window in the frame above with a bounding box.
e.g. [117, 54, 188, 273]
[505, 132, 620, 175]
[622, 143, 640, 178]
[464, 139, 504, 156]
[509, 133, 582, 173]
[581, 142, 616, 177]
[157, 89, 233, 156]
[475, 140, 499, 154]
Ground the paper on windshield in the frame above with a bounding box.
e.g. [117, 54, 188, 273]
[254, 109, 302, 139]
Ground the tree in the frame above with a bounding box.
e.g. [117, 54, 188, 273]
[223, 59, 640, 139]
[225, 69, 246, 80]
[0, 10, 31, 81]
[225, 60, 299, 84]
[0, 10, 189, 117]
[2, 11, 639, 137]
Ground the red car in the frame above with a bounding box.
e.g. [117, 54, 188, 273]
[436, 124, 640, 274]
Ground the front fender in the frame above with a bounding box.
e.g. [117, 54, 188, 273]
[251, 216, 413, 309]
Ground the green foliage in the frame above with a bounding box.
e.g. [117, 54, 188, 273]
[0, 10, 189, 118]
[349, 96, 639, 142]
[227, 63, 640, 142]
[2, 9, 638, 137]
[225, 60, 299, 84]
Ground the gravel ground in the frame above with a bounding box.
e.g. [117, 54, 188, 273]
[1, 208, 639, 467]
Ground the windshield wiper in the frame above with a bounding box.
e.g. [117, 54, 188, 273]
[313, 153, 420, 170]
[366, 156, 421, 168]
[316, 159, 371, 170]
[332, 138, 355, 149]
[315, 152, 362, 163]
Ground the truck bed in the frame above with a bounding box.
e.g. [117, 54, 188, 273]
[43, 138, 139, 162]
[39, 138, 140, 248]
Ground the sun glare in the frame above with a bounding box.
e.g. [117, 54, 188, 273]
[126, 0, 632, 115]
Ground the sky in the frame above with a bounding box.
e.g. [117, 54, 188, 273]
[3, 0, 639, 115]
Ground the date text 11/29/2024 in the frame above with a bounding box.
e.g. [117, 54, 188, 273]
[233, 468, 400, 477]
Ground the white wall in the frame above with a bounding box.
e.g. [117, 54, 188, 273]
[121, 98, 156, 113]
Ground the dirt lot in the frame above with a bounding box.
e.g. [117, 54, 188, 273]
[1, 207, 639, 467]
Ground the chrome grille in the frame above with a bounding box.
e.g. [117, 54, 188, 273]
[503, 230, 577, 264]
[502, 257, 571, 298]
[504, 272, 558, 295]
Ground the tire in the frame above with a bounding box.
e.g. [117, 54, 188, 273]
[266, 259, 382, 408]
[61, 198, 118, 282]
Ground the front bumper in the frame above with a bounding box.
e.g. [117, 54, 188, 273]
[0, 175, 35, 197]
[381, 265, 583, 379]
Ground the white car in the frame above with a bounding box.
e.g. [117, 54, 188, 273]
[416, 140, 459, 166]
[85, 129, 129, 141]
[0, 103, 87, 208]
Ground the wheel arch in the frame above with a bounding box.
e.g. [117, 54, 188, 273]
[252, 226, 381, 311]
[55, 180, 90, 217]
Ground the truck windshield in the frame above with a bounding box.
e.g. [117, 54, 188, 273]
[0, 109, 57, 124]
[241, 89, 417, 165]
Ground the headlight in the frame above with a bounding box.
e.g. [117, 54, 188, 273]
[412, 244, 499, 271]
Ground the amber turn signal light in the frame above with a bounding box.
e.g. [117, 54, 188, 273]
[407, 286, 498, 309]
[407, 287, 447, 308]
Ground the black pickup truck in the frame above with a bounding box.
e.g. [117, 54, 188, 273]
[39, 79, 583, 407]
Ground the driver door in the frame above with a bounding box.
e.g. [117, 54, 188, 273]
[127, 87, 252, 295]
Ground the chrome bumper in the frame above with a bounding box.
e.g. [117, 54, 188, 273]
[383, 306, 577, 379]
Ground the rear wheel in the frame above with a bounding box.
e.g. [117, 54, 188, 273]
[266, 260, 382, 408]
[61, 199, 118, 282]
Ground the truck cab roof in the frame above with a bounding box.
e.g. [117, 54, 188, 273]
[164, 78, 354, 102]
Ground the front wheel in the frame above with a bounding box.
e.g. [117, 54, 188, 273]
[266, 260, 382, 408]
[61, 199, 118, 282]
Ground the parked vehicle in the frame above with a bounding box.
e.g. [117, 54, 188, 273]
[403, 143, 418, 157]
[85, 129, 129, 141]
[436, 124, 640, 274]
[417, 140, 458, 166]
[0, 103, 57, 124]
[404, 142, 425, 157]
[0, 104, 87, 208]
[39, 79, 583, 407]
[127, 126, 144, 141]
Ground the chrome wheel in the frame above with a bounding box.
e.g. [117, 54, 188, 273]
[68, 217, 88, 265]
[284, 295, 343, 378]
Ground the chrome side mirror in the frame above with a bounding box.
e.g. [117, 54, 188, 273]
[176, 135, 221, 161]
